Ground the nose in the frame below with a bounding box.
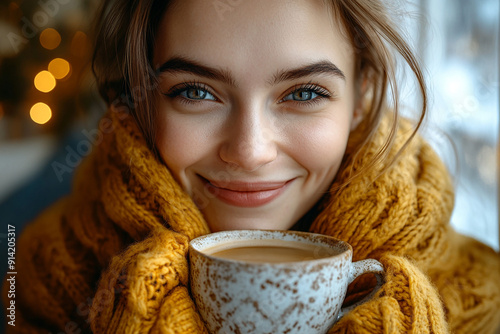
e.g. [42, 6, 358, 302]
[219, 105, 278, 172]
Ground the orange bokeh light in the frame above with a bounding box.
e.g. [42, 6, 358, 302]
[40, 28, 61, 50]
[30, 103, 52, 124]
[34, 70, 56, 93]
[70, 31, 90, 56]
[48, 58, 71, 80]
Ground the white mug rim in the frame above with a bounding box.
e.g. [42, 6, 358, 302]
[189, 229, 352, 267]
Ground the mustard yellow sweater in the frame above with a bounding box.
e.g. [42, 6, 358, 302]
[3, 108, 500, 333]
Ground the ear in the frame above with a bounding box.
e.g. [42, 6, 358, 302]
[350, 106, 364, 131]
[350, 76, 369, 131]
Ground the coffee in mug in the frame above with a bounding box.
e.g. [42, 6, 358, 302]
[189, 230, 384, 334]
[205, 239, 338, 263]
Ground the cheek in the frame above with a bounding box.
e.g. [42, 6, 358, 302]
[287, 116, 351, 175]
[155, 112, 213, 178]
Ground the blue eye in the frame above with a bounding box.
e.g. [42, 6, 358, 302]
[283, 89, 319, 102]
[180, 88, 216, 101]
[280, 84, 332, 104]
[166, 83, 217, 101]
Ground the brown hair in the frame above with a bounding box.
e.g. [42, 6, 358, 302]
[329, 0, 427, 185]
[92, 0, 427, 184]
[92, 0, 171, 149]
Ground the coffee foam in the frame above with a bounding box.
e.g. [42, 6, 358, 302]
[203, 238, 340, 260]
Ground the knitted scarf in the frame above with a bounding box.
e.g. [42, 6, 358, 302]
[5, 107, 500, 334]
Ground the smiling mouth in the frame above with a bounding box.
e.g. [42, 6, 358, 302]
[200, 177, 293, 208]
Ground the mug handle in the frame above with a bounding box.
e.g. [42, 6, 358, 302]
[337, 259, 385, 319]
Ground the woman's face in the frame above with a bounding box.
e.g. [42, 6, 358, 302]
[154, 0, 359, 231]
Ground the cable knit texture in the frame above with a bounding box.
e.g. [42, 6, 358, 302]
[3, 107, 500, 334]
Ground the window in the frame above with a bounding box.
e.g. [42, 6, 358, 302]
[405, 0, 499, 249]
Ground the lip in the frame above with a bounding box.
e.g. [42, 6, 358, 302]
[200, 177, 293, 208]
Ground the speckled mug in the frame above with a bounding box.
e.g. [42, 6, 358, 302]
[189, 230, 384, 334]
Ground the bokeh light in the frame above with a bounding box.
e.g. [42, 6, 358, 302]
[39, 28, 61, 50]
[70, 31, 89, 56]
[34, 70, 56, 93]
[477, 145, 496, 186]
[8, 2, 22, 22]
[9, 2, 19, 10]
[30, 103, 52, 124]
[48, 58, 71, 80]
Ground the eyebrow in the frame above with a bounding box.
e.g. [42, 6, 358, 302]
[270, 61, 346, 85]
[156, 56, 236, 86]
[156, 56, 346, 86]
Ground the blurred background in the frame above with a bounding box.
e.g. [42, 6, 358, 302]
[0, 0, 104, 231]
[0, 0, 498, 283]
[406, 0, 499, 251]
[0, 4, 104, 328]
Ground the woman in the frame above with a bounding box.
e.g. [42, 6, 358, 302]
[5, 0, 500, 333]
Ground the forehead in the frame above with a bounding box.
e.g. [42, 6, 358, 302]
[154, 0, 354, 79]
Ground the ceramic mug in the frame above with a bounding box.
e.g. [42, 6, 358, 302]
[189, 230, 384, 334]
